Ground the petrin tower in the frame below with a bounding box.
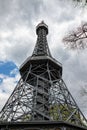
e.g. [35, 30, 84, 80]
[0, 21, 87, 128]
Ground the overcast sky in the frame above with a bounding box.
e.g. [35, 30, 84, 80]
[0, 0, 87, 119]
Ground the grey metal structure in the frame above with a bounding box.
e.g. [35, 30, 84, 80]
[0, 121, 87, 130]
[0, 21, 87, 128]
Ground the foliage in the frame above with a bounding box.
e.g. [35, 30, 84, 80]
[21, 114, 31, 121]
[49, 104, 85, 126]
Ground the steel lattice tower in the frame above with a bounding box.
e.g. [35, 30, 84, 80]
[0, 21, 87, 128]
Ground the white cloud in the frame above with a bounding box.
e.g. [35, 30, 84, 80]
[0, 72, 20, 110]
[10, 68, 18, 75]
[0, 92, 9, 111]
[0, 72, 20, 93]
[0, 24, 35, 66]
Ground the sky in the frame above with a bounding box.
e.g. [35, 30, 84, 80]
[0, 0, 87, 119]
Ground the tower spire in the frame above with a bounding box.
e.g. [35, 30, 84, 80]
[32, 21, 51, 57]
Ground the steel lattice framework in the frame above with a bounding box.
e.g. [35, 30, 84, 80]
[0, 21, 87, 128]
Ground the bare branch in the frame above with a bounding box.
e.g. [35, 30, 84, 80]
[63, 23, 87, 50]
[70, 0, 87, 7]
